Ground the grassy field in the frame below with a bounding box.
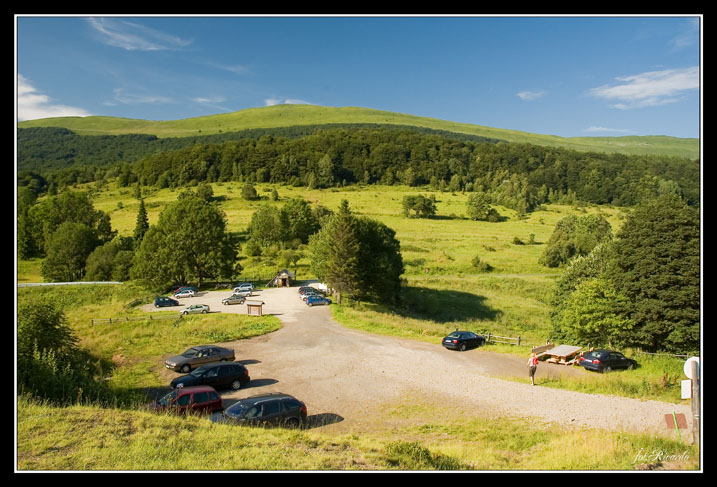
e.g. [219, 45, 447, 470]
[17, 104, 700, 159]
[17, 393, 699, 471]
[16, 182, 699, 470]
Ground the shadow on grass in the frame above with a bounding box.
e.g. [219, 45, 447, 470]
[394, 285, 502, 323]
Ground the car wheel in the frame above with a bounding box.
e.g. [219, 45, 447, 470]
[181, 364, 191, 373]
[628, 363, 636, 370]
[603, 366, 612, 374]
[202, 310, 207, 314]
[231, 380, 242, 390]
[459, 343, 466, 352]
[286, 417, 301, 428]
[308, 302, 313, 307]
[182, 311, 188, 315]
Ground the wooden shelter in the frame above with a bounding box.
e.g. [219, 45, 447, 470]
[270, 269, 295, 287]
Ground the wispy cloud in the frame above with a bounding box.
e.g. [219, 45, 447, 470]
[588, 66, 699, 109]
[670, 18, 700, 52]
[265, 97, 315, 106]
[87, 17, 192, 51]
[516, 90, 545, 101]
[17, 74, 91, 121]
[106, 88, 173, 106]
[207, 62, 251, 76]
[584, 126, 632, 134]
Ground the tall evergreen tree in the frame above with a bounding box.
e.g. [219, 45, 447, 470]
[308, 200, 360, 304]
[133, 198, 149, 249]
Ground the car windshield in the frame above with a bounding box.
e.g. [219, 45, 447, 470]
[182, 348, 200, 357]
[190, 366, 208, 377]
[157, 390, 178, 406]
[224, 402, 250, 418]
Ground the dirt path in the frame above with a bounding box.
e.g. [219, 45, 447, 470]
[153, 287, 693, 439]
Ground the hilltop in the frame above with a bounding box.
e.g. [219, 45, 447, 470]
[17, 104, 699, 159]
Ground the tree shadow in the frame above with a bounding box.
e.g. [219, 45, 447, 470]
[395, 286, 502, 323]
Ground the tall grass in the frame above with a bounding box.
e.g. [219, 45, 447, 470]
[17, 394, 699, 471]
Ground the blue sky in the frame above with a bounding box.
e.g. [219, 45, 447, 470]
[16, 15, 701, 139]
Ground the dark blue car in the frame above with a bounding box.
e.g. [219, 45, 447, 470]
[442, 331, 485, 351]
[305, 295, 332, 306]
[579, 350, 637, 373]
[155, 296, 179, 308]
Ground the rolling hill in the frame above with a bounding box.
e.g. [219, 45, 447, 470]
[17, 104, 699, 159]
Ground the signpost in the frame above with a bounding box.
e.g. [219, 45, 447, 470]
[682, 357, 700, 446]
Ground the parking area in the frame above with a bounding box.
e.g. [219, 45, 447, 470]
[149, 284, 693, 437]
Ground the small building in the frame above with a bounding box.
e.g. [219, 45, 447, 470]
[246, 300, 265, 316]
[272, 269, 295, 288]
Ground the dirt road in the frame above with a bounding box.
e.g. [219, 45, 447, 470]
[153, 287, 693, 439]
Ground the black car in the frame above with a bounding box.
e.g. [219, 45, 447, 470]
[155, 296, 180, 308]
[170, 362, 250, 391]
[579, 349, 637, 373]
[211, 393, 307, 428]
[442, 331, 486, 351]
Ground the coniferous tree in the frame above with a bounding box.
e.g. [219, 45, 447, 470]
[133, 198, 149, 249]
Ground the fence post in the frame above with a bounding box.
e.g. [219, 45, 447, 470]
[517, 336, 521, 346]
[486, 333, 491, 343]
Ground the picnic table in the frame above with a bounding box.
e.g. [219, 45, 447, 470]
[532, 343, 584, 365]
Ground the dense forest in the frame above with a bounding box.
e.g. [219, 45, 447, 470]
[17, 125, 700, 212]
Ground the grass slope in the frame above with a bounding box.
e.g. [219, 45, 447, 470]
[17, 104, 699, 159]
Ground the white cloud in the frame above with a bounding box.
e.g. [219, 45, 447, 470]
[584, 126, 632, 134]
[87, 17, 192, 51]
[588, 66, 699, 109]
[516, 90, 545, 101]
[264, 97, 315, 106]
[109, 88, 173, 105]
[192, 96, 226, 104]
[17, 75, 91, 121]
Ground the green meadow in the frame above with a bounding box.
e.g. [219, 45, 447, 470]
[16, 182, 698, 470]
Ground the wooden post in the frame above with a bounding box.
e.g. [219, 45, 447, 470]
[517, 336, 521, 346]
[691, 360, 700, 446]
[486, 333, 491, 343]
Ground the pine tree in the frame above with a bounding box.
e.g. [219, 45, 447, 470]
[133, 198, 149, 249]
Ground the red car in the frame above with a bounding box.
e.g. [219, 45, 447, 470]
[150, 385, 223, 415]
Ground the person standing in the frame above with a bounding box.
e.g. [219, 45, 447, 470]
[528, 352, 539, 385]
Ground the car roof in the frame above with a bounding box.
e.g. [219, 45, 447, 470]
[239, 392, 297, 403]
[177, 385, 218, 393]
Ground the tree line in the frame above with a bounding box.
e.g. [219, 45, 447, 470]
[18, 126, 700, 214]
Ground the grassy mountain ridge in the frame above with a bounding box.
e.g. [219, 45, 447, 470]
[17, 104, 699, 159]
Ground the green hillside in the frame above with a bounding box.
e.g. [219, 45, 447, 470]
[17, 105, 699, 159]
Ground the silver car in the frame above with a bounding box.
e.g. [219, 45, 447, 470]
[165, 345, 236, 373]
[222, 294, 246, 305]
[180, 304, 210, 315]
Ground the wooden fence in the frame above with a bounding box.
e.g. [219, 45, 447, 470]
[91, 314, 180, 326]
[483, 332, 523, 346]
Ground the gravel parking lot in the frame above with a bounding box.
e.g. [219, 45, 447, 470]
[151, 286, 694, 439]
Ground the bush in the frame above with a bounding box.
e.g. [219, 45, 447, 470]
[471, 255, 493, 272]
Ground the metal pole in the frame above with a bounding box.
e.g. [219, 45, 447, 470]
[691, 361, 700, 446]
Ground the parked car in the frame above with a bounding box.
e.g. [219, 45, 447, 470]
[579, 349, 637, 373]
[180, 304, 210, 315]
[298, 286, 316, 295]
[233, 283, 254, 294]
[165, 345, 236, 373]
[173, 285, 198, 294]
[305, 295, 332, 306]
[150, 385, 223, 415]
[170, 362, 250, 391]
[211, 393, 307, 428]
[174, 289, 196, 298]
[442, 331, 486, 351]
[231, 289, 252, 298]
[300, 291, 320, 301]
[154, 296, 179, 308]
[222, 294, 246, 305]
